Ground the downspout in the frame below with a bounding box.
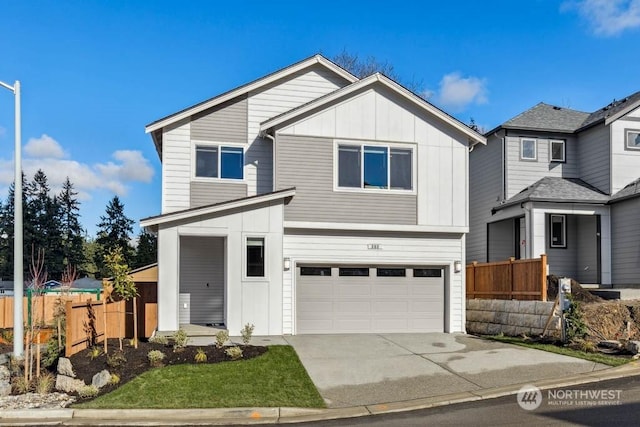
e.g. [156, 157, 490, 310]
[265, 132, 276, 192]
[502, 129, 507, 201]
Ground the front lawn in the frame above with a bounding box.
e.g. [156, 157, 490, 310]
[74, 345, 325, 409]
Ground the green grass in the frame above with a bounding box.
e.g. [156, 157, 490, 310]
[74, 345, 325, 409]
[487, 335, 631, 367]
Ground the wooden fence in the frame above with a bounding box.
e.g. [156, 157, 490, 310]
[466, 255, 548, 301]
[65, 299, 125, 357]
[0, 292, 101, 328]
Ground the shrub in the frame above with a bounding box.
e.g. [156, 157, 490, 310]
[173, 328, 189, 351]
[35, 372, 55, 394]
[42, 337, 63, 368]
[194, 348, 207, 363]
[110, 373, 120, 385]
[11, 376, 31, 394]
[215, 330, 229, 349]
[78, 385, 99, 399]
[106, 351, 127, 369]
[148, 350, 166, 367]
[149, 334, 169, 345]
[225, 346, 243, 360]
[565, 296, 587, 341]
[87, 346, 102, 360]
[240, 323, 255, 345]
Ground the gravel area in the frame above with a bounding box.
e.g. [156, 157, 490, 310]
[0, 392, 75, 410]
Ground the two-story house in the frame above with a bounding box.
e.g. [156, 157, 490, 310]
[141, 55, 485, 336]
[468, 92, 640, 286]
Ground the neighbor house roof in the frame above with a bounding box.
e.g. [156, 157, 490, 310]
[145, 55, 357, 156]
[499, 103, 590, 133]
[260, 73, 486, 145]
[580, 90, 640, 129]
[140, 187, 296, 228]
[493, 177, 609, 212]
[610, 177, 640, 203]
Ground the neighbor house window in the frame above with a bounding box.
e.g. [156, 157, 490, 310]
[550, 140, 565, 162]
[626, 130, 640, 150]
[520, 139, 537, 160]
[246, 237, 265, 277]
[195, 145, 244, 179]
[550, 215, 566, 248]
[337, 143, 413, 190]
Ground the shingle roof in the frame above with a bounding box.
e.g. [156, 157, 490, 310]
[501, 103, 590, 133]
[581, 90, 640, 129]
[493, 177, 609, 212]
[610, 177, 640, 203]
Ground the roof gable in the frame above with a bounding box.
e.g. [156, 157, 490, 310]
[499, 103, 590, 133]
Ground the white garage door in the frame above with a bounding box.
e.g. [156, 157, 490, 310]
[296, 265, 445, 334]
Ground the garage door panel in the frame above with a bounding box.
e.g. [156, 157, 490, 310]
[374, 285, 408, 296]
[297, 301, 333, 315]
[334, 301, 371, 313]
[373, 300, 409, 312]
[336, 284, 372, 297]
[334, 319, 372, 332]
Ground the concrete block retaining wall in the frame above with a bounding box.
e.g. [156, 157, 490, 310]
[466, 299, 560, 337]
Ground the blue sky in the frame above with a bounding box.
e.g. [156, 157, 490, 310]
[0, 0, 639, 237]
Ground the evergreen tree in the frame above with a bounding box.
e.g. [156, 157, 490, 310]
[133, 229, 157, 269]
[58, 177, 86, 274]
[94, 196, 134, 278]
[0, 173, 29, 280]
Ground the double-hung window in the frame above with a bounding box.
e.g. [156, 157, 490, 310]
[195, 145, 244, 179]
[337, 143, 413, 191]
[550, 140, 565, 162]
[626, 129, 640, 151]
[520, 138, 537, 161]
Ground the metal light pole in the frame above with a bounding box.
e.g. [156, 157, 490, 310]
[0, 80, 23, 357]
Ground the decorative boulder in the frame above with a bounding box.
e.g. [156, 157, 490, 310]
[92, 370, 111, 389]
[625, 341, 640, 355]
[0, 365, 10, 397]
[55, 375, 85, 393]
[57, 357, 75, 378]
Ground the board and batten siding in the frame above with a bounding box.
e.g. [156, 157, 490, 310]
[281, 231, 465, 335]
[190, 95, 248, 144]
[611, 197, 640, 285]
[190, 181, 247, 208]
[275, 134, 417, 224]
[575, 215, 599, 283]
[179, 236, 225, 325]
[247, 64, 351, 197]
[610, 109, 640, 194]
[468, 135, 504, 263]
[162, 120, 191, 213]
[488, 219, 514, 261]
[276, 85, 469, 228]
[578, 124, 610, 194]
[505, 134, 579, 199]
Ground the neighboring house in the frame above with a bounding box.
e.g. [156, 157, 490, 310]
[468, 92, 640, 286]
[141, 54, 485, 335]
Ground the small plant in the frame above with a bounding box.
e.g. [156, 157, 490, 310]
[106, 351, 127, 369]
[149, 334, 169, 345]
[11, 376, 32, 394]
[194, 348, 207, 363]
[240, 323, 255, 345]
[129, 338, 137, 347]
[215, 330, 229, 349]
[565, 295, 587, 342]
[87, 346, 103, 360]
[78, 384, 99, 399]
[42, 337, 62, 368]
[0, 328, 13, 343]
[172, 328, 189, 351]
[225, 346, 243, 360]
[110, 373, 120, 385]
[148, 350, 166, 367]
[35, 372, 55, 394]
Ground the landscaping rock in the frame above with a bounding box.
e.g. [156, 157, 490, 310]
[55, 375, 85, 393]
[0, 392, 76, 409]
[0, 365, 9, 381]
[92, 370, 111, 389]
[0, 353, 9, 365]
[0, 365, 10, 397]
[625, 340, 640, 355]
[57, 357, 75, 377]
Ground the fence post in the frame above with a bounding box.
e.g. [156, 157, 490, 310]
[509, 257, 516, 299]
[469, 261, 478, 299]
[540, 254, 548, 301]
[65, 299, 73, 358]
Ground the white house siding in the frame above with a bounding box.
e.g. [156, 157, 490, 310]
[247, 64, 350, 197]
[275, 134, 417, 224]
[281, 231, 465, 335]
[505, 133, 579, 198]
[577, 124, 611, 194]
[162, 119, 191, 213]
[611, 197, 640, 285]
[468, 135, 504, 263]
[610, 109, 640, 194]
[278, 85, 469, 229]
[156, 200, 284, 335]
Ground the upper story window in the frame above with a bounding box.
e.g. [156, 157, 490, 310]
[626, 129, 640, 151]
[520, 138, 537, 161]
[337, 143, 413, 191]
[195, 145, 244, 179]
[550, 140, 565, 162]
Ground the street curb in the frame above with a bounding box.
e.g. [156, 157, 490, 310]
[1, 363, 639, 425]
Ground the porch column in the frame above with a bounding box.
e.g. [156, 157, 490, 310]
[530, 207, 547, 258]
[600, 209, 612, 285]
[157, 226, 180, 331]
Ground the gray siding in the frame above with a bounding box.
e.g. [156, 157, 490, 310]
[275, 134, 417, 224]
[190, 181, 247, 208]
[612, 198, 640, 285]
[468, 135, 503, 263]
[546, 215, 578, 279]
[488, 219, 514, 262]
[575, 216, 598, 283]
[191, 95, 248, 144]
[179, 236, 225, 325]
[505, 134, 579, 198]
[577, 124, 610, 194]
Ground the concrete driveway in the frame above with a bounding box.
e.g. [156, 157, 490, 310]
[283, 334, 607, 408]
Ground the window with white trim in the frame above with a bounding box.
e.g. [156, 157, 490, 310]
[246, 237, 265, 277]
[195, 145, 244, 179]
[550, 214, 566, 248]
[626, 129, 640, 150]
[520, 138, 537, 161]
[337, 143, 413, 190]
[550, 140, 565, 162]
